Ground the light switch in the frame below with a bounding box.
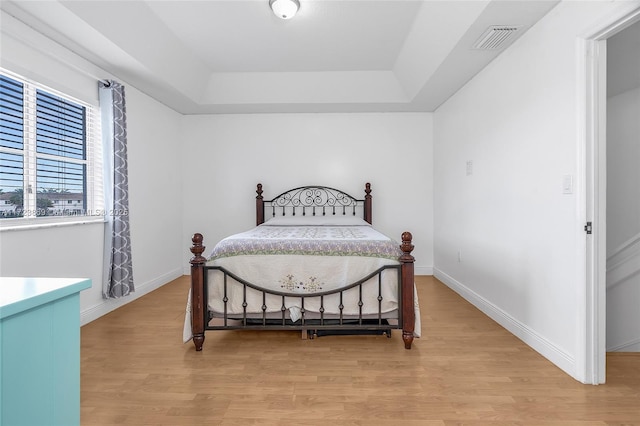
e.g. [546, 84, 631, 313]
[466, 160, 473, 176]
[563, 174, 573, 194]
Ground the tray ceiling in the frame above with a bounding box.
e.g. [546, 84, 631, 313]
[0, 0, 560, 114]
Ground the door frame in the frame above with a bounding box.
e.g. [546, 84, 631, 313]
[579, 6, 640, 385]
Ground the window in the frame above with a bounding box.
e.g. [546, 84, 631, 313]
[0, 70, 102, 223]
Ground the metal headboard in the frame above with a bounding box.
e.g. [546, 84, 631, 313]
[256, 183, 372, 225]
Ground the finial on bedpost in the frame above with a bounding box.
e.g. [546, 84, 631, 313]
[190, 233, 206, 265]
[399, 231, 415, 349]
[400, 232, 414, 261]
[364, 182, 372, 224]
[190, 233, 206, 351]
[256, 183, 264, 226]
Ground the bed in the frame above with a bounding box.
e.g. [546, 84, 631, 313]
[186, 183, 418, 351]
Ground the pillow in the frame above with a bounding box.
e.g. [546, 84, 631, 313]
[262, 215, 370, 227]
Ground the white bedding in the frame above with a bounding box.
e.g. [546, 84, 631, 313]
[183, 217, 421, 342]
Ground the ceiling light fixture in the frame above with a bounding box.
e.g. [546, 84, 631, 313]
[269, 0, 300, 20]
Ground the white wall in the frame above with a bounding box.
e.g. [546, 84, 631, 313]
[181, 113, 433, 274]
[0, 11, 184, 323]
[606, 85, 640, 351]
[607, 87, 640, 251]
[433, 1, 638, 382]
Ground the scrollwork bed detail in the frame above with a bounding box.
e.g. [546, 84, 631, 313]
[256, 183, 373, 225]
[189, 183, 415, 351]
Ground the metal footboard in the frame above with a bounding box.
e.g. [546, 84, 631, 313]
[203, 264, 403, 335]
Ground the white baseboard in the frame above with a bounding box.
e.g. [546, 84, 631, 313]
[607, 336, 640, 352]
[80, 267, 183, 326]
[415, 266, 433, 276]
[606, 231, 640, 290]
[433, 267, 577, 380]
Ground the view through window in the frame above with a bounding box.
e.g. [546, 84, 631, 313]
[0, 71, 101, 221]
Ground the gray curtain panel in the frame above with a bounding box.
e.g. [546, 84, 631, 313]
[99, 80, 134, 298]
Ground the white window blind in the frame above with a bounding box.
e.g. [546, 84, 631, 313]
[0, 70, 102, 223]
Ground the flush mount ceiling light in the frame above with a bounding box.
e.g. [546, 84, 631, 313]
[269, 0, 300, 20]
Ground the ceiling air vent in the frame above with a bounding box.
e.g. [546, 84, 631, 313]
[472, 26, 522, 50]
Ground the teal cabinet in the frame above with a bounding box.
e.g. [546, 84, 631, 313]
[0, 277, 91, 426]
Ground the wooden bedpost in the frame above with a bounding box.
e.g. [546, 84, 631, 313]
[364, 182, 372, 224]
[190, 233, 207, 351]
[256, 183, 264, 226]
[400, 231, 415, 349]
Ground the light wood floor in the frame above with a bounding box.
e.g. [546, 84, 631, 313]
[81, 275, 640, 425]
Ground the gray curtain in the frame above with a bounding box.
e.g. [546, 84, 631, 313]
[99, 80, 134, 298]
